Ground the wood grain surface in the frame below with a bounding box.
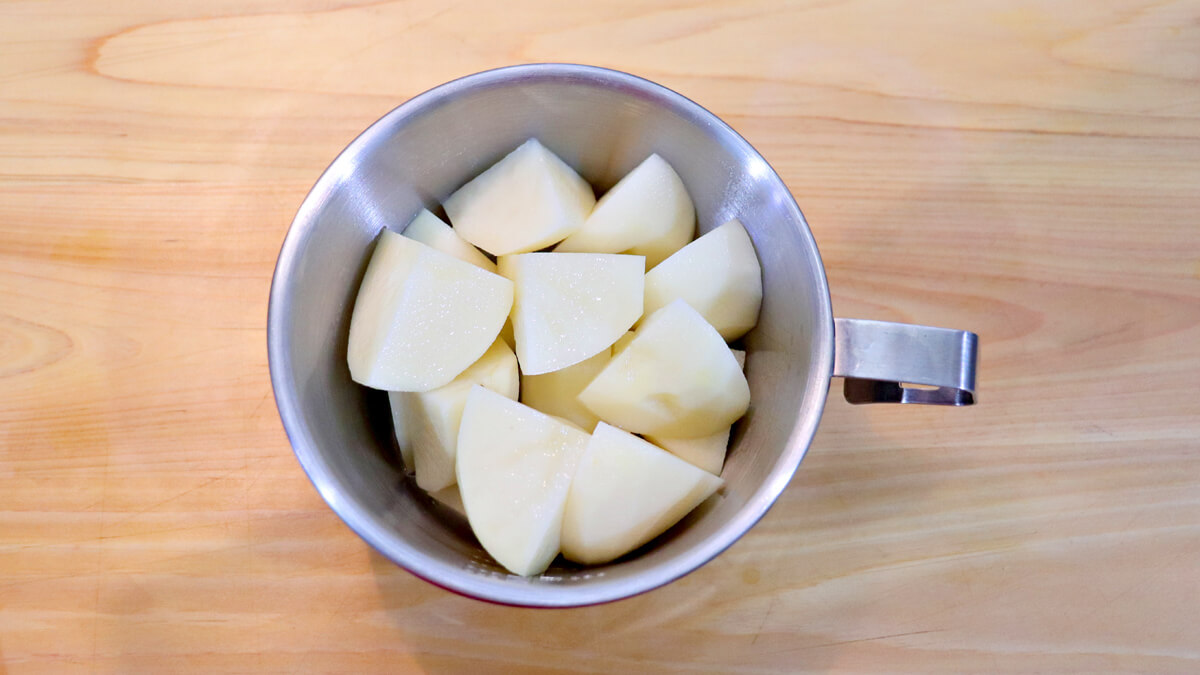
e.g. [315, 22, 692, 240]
[2, 0, 1199, 672]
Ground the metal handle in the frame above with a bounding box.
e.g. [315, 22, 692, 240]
[833, 318, 978, 405]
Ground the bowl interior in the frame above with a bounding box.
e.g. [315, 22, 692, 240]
[269, 65, 833, 606]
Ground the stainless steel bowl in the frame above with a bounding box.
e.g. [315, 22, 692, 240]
[268, 64, 977, 607]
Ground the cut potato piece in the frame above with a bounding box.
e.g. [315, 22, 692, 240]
[402, 208, 495, 272]
[428, 485, 467, 517]
[499, 252, 644, 375]
[561, 423, 722, 565]
[555, 154, 694, 268]
[550, 415, 587, 432]
[444, 139, 595, 256]
[347, 231, 512, 391]
[456, 386, 592, 576]
[521, 347, 611, 431]
[402, 339, 518, 491]
[580, 299, 749, 438]
[643, 219, 762, 341]
[387, 392, 414, 469]
[645, 430, 729, 476]
[643, 349, 747, 475]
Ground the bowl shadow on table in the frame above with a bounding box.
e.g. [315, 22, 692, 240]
[362, 417, 947, 674]
[366, 546, 741, 673]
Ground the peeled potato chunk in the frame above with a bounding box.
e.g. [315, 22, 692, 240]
[561, 423, 722, 565]
[644, 429, 729, 476]
[521, 347, 612, 431]
[555, 154, 694, 268]
[402, 208, 495, 272]
[456, 386, 591, 576]
[580, 299, 749, 438]
[499, 252, 644, 375]
[444, 139, 596, 256]
[643, 218, 763, 341]
[400, 339, 518, 492]
[644, 349, 745, 475]
[347, 231, 512, 391]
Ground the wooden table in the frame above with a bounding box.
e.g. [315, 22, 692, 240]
[3, 1, 1198, 672]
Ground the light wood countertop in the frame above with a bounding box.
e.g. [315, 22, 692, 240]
[2, 1, 1198, 672]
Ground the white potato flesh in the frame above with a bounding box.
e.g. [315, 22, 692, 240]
[402, 208, 495, 272]
[521, 347, 612, 431]
[555, 154, 694, 268]
[579, 299, 749, 438]
[456, 386, 592, 576]
[444, 139, 595, 256]
[644, 349, 746, 475]
[644, 429, 729, 476]
[401, 339, 518, 492]
[347, 231, 512, 391]
[498, 252, 644, 375]
[561, 423, 722, 565]
[550, 415, 587, 431]
[387, 392, 413, 469]
[643, 218, 763, 341]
